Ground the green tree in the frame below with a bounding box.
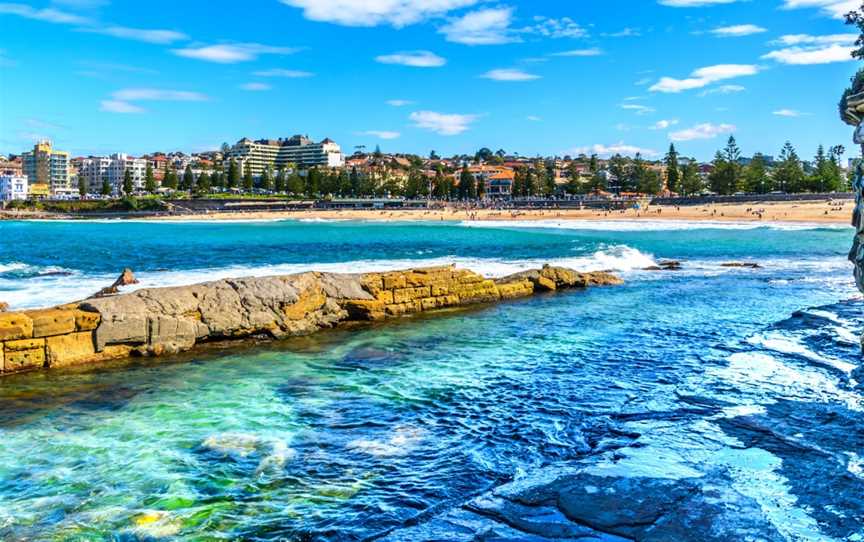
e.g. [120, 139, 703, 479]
[742, 153, 771, 194]
[78, 176, 87, 198]
[608, 154, 627, 194]
[543, 163, 556, 196]
[664, 143, 680, 194]
[196, 171, 211, 194]
[163, 167, 178, 190]
[337, 169, 352, 196]
[260, 167, 273, 192]
[274, 168, 286, 193]
[512, 167, 524, 198]
[227, 159, 240, 189]
[349, 167, 360, 196]
[405, 167, 423, 199]
[122, 169, 134, 196]
[287, 173, 305, 195]
[211, 170, 223, 190]
[458, 166, 476, 200]
[846, 3, 864, 60]
[774, 142, 806, 193]
[305, 168, 320, 197]
[180, 165, 194, 191]
[144, 163, 156, 194]
[638, 168, 663, 195]
[524, 168, 536, 197]
[242, 163, 254, 192]
[680, 161, 703, 196]
[101, 173, 112, 196]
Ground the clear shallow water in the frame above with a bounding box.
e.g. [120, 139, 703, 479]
[0, 220, 862, 541]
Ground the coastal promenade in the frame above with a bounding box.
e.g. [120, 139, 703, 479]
[0, 264, 621, 376]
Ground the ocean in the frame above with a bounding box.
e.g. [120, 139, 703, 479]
[0, 219, 861, 541]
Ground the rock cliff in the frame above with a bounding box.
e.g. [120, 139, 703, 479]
[0, 265, 622, 376]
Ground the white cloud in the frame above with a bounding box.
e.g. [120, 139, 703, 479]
[550, 48, 603, 57]
[520, 16, 587, 39]
[81, 25, 188, 44]
[773, 108, 807, 117]
[280, 0, 478, 27]
[781, 0, 859, 19]
[375, 50, 446, 67]
[0, 3, 90, 24]
[439, 7, 515, 45]
[387, 99, 414, 106]
[481, 68, 541, 81]
[659, 0, 739, 6]
[527, 115, 542, 121]
[112, 89, 208, 101]
[240, 82, 272, 91]
[651, 119, 679, 130]
[363, 130, 401, 139]
[650, 63, 759, 93]
[621, 103, 656, 115]
[763, 44, 854, 64]
[253, 68, 314, 77]
[772, 33, 857, 45]
[700, 84, 746, 96]
[0, 3, 187, 44]
[710, 24, 766, 37]
[99, 100, 144, 114]
[172, 43, 300, 63]
[569, 142, 658, 158]
[763, 34, 856, 64]
[410, 111, 478, 135]
[669, 122, 735, 141]
[603, 27, 641, 37]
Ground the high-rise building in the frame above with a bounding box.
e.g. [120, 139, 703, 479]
[227, 135, 344, 175]
[79, 154, 147, 194]
[22, 141, 70, 196]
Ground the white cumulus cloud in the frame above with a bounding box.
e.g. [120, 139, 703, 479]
[710, 24, 767, 37]
[481, 68, 540, 81]
[410, 111, 478, 135]
[650, 63, 759, 93]
[781, 0, 859, 19]
[568, 142, 658, 158]
[386, 99, 414, 106]
[240, 82, 272, 91]
[773, 108, 807, 117]
[101, 88, 207, 113]
[669, 122, 735, 141]
[651, 119, 679, 130]
[550, 48, 603, 57]
[172, 43, 300, 63]
[279, 0, 478, 27]
[375, 50, 446, 67]
[439, 7, 515, 45]
[621, 104, 656, 115]
[763, 34, 856, 64]
[700, 84, 746, 96]
[363, 130, 401, 139]
[253, 69, 314, 77]
[99, 100, 144, 114]
[658, 0, 740, 6]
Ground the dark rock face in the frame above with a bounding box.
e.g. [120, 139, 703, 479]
[379, 469, 786, 542]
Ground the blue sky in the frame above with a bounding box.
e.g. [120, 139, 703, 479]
[0, 0, 861, 160]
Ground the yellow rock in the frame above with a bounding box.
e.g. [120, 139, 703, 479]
[0, 312, 33, 341]
[392, 287, 431, 304]
[46, 332, 97, 368]
[27, 309, 76, 338]
[4, 344, 45, 372]
[73, 309, 101, 331]
[535, 276, 557, 292]
[376, 290, 394, 304]
[382, 273, 407, 290]
[4, 337, 45, 351]
[345, 299, 386, 321]
[283, 288, 326, 320]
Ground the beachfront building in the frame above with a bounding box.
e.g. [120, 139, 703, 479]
[22, 141, 70, 196]
[0, 174, 28, 201]
[79, 153, 147, 194]
[227, 135, 344, 176]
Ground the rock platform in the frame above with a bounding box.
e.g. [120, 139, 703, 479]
[0, 265, 622, 376]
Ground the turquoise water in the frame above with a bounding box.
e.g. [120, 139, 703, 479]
[0, 219, 862, 540]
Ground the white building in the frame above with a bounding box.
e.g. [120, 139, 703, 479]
[79, 153, 147, 194]
[227, 135, 344, 176]
[0, 174, 28, 201]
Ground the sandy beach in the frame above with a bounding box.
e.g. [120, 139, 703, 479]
[144, 199, 853, 224]
[0, 199, 853, 224]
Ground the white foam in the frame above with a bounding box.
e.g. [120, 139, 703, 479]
[457, 219, 852, 232]
[0, 246, 657, 310]
[747, 333, 857, 374]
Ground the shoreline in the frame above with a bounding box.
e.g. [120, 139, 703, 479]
[1, 200, 852, 224]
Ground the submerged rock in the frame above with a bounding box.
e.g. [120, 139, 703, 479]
[721, 262, 762, 269]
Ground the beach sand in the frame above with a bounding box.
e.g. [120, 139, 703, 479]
[145, 199, 853, 224]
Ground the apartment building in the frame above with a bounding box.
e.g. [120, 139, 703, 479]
[227, 135, 344, 175]
[79, 153, 147, 194]
[0, 174, 28, 201]
[22, 141, 70, 196]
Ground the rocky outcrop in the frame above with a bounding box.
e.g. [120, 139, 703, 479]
[0, 265, 622, 376]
